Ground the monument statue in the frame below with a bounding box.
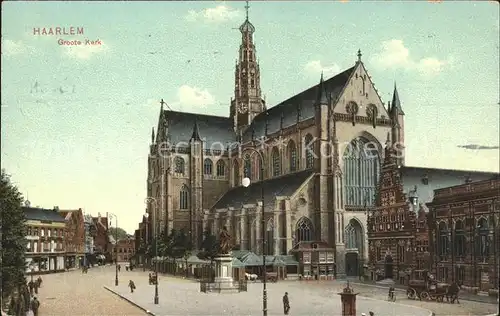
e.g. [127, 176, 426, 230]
[218, 226, 232, 254]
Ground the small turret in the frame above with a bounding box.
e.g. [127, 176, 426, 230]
[190, 119, 201, 142]
[315, 72, 328, 107]
[151, 127, 155, 144]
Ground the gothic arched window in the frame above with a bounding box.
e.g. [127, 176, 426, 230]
[438, 222, 449, 259]
[342, 137, 380, 207]
[179, 185, 189, 210]
[295, 217, 313, 243]
[288, 140, 297, 172]
[271, 147, 281, 177]
[244, 154, 252, 179]
[266, 218, 274, 255]
[476, 218, 489, 259]
[345, 219, 363, 250]
[251, 153, 263, 180]
[454, 220, 466, 257]
[251, 219, 257, 251]
[204, 158, 213, 176]
[216, 160, 225, 177]
[174, 156, 185, 175]
[233, 160, 240, 187]
[304, 134, 314, 169]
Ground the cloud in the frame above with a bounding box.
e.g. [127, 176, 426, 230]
[176, 85, 216, 108]
[304, 60, 341, 77]
[2, 39, 32, 57]
[63, 41, 109, 60]
[185, 5, 241, 23]
[371, 39, 453, 77]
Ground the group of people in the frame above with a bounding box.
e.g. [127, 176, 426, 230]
[2, 277, 42, 316]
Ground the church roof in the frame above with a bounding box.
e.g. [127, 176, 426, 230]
[164, 111, 236, 148]
[241, 66, 355, 142]
[212, 169, 314, 210]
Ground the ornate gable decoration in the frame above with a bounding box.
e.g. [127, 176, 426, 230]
[375, 144, 407, 208]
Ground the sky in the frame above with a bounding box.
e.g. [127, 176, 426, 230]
[1, 1, 499, 234]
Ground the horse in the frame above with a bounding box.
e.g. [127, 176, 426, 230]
[445, 282, 460, 304]
[245, 273, 258, 281]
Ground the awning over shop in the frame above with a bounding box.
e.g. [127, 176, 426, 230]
[186, 255, 209, 265]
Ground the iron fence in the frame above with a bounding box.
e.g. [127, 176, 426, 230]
[199, 280, 248, 293]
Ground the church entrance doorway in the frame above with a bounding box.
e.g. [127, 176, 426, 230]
[345, 252, 359, 277]
[384, 255, 394, 279]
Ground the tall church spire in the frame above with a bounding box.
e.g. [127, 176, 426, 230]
[230, 0, 265, 131]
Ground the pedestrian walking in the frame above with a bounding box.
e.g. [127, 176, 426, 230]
[282, 292, 290, 315]
[31, 296, 40, 316]
[34, 282, 39, 294]
[129, 280, 136, 293]
[118, 264, 121, 272]
[28, 280, 35, 296]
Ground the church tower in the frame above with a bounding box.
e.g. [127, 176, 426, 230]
[230, 1, 265, 132]
[389, 83, 405, 166]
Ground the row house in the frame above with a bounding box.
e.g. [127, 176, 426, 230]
[427, 177, 499, 295]
[113, 236, 135, 262]
[23, 205, 66, 274]
[57, 207, 85, 269]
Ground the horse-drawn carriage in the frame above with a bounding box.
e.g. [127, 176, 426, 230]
[406, 271, 460, 303]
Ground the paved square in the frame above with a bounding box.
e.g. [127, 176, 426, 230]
[106, 274, 431, 316]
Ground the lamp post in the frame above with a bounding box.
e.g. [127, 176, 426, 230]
[242, 149, 266, 316]
[144, 198, 159, 305]
[109, 213, 119, 286]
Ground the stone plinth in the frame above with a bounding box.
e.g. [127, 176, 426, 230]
[202, 253, 239, 293]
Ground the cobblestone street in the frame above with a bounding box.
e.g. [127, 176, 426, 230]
[31, 265, 146, 315]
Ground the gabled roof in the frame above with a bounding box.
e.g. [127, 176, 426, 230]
[22, 207, 66, 223]
[242, 66, 355, 142]
[163, 111, 236, 149]
[212, 170, 314, 211]
[231, 257, 245, 268]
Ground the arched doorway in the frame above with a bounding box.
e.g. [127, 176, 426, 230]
[344, 218, 364, 277]
[384, 255, 394, 279]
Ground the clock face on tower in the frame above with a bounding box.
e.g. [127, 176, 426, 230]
[238, 102, 248, 114]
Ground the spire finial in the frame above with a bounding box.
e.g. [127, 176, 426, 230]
[357, 49, 362, 62]
[245, 0, 250, 20]
[160, 98, 166, 110]
[320, 71, 324, 81]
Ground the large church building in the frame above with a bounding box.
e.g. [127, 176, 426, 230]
[145, 11, 496, 277]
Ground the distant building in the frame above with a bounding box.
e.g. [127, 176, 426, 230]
[113, 236, 135, 262]
[23, 204, 66, 274]
[92, 212, 110, 255]
[58, 207, 85, 269]
[427, 178, 499, 295]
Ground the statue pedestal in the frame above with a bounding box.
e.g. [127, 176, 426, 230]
[213, 254, 233, 289]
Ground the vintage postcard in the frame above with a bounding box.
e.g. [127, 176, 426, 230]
[1, 1, 499, 315]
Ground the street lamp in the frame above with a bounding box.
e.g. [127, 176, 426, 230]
[109, 213, 119, 286]
[242, 149, 266, 316]
[144, 198, 159, 305]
